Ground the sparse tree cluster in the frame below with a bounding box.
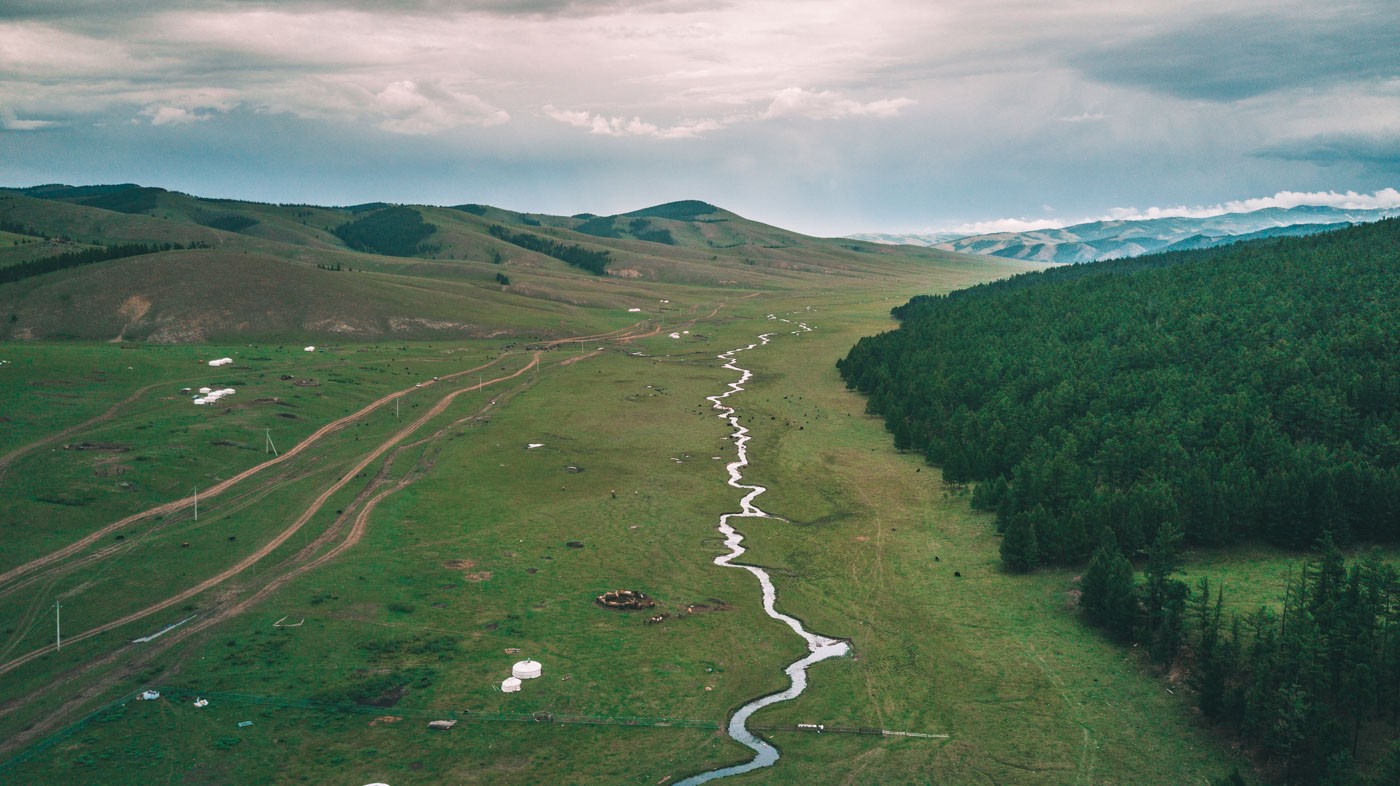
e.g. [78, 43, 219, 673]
[0, 242, 198, 285]
[1081, 534, 1400, 784]
[487, 224, 609, 275]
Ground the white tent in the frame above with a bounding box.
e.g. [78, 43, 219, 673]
[501, 677, 522, 693]
[512, 660, 543, 680]
[304, 346, 316, 352]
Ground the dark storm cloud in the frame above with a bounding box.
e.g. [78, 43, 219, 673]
[1256, 134, 1400, 170]
[1071, 6, 1400, 101]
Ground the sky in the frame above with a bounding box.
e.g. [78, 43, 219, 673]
[1, 0, 1398, 236]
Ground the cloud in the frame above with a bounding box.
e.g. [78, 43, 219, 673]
[0, 107, 56, 130]
[372, 80, 509, 135]
[1255, 133, 1400, 169]
[1070, 6, 1400, 102]
[761, 87, 915, 120]
[1100, 189, 1400, 221]
[139, 105, 211, 126]
[543, 86, 914, 140]
[542, 105, 719, 139]
[940, 189, 1400, 234]
[946, 217, 1067, 234]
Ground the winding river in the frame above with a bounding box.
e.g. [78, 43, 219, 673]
[674, 319, 851, 786]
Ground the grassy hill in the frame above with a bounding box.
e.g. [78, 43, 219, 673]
[0, 186, 1027, 342]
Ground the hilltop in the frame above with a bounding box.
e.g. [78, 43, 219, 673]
[0, 185, 1028, 342]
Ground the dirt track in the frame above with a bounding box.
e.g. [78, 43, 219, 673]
[0, 353, 540, 681]
[0, 315, 705, 752]
[0, 355, 519, 591]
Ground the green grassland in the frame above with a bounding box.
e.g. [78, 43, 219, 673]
[0, 306, 1250, 785]
[0, 185, 1261, 784]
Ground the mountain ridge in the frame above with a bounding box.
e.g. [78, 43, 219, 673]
[851, 204, 1400, 263]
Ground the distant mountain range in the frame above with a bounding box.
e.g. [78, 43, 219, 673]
[850, 205, 1400, 263]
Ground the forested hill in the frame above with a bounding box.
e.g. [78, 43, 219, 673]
[838, 219, 1400, 567]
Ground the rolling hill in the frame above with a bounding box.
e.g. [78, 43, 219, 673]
[0, 185, 1029, 342]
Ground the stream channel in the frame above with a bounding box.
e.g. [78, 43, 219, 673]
[674, 319, 851, 785]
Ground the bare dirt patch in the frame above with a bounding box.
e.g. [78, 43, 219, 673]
[443, 559, 476, 570]
[93, 463, 132, 478]
[63, 442, 130, 452]
[118, 294, 152, 322]
[463, 571, 493, 582]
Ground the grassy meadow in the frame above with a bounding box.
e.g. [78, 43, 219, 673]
[0, 270, 1265, 786]
[0, 186, 1267, 784]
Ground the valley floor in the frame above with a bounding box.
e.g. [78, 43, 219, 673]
[0, 285, 1251, 784]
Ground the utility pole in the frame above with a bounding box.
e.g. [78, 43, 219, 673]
[55, 600, 61, 651]
[265, 428, 278, 456]
[193, 487, 198, 521]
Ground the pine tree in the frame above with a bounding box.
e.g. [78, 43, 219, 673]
[999, 508, 1040, 572]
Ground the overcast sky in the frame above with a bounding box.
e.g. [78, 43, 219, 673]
[2, 0, 1398, 235]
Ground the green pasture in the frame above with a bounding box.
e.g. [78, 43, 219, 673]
[1, 274, 1257, 784]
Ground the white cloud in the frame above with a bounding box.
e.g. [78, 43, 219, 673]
[0, 106, 55, 130]
[140, 105, 209, 126]
[947, 217, 1069, 234]
[762, 87, 915, 120]
[542, 105, 719, 139]
[543, 85, 913, 140]
[1102, 189, 1400, 221]
[372, 80, 509, 135]
[938, 189, 1400, 235]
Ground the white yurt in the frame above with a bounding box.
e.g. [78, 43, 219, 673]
[512, 660, 543, 680]
[199, 387, 213, 394]
[501, 677, 522, 693]
[304, 346, 316, 352]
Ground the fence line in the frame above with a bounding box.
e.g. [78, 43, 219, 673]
[0, 690, 142, 775]
[158, 687, 718, 730]
[0, 687, 945, 776]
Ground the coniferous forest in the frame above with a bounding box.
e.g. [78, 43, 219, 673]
[838, 219, 1400, 783]
[839, 219, 1400, 563]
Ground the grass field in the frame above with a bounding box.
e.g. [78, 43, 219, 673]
[0, 267, 1259, 784]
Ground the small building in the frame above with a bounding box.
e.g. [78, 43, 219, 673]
[512, 660, 543, 680]
[140, 689, 161, 701]
[501, 677, 522, 693]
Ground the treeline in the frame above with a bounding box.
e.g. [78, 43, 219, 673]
[574, 216, 676, 245]
[1081, 530, 1400, 784]
[333, 206, 436, 257]
[0, 218, 42, 237]
[837, 219, 1400, 565]
[0, 242, 199, 285]
[488, 225, 609, 275]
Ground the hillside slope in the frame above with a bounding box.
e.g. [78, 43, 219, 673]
[0, 186, 1030, 341]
